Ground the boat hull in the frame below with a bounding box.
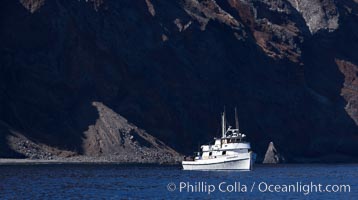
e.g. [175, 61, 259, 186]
[182, 152, 255, 170]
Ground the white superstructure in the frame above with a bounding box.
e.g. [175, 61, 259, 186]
[182, 109, 256, 170]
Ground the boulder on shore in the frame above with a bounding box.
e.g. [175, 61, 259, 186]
[263, 142, 285, 164]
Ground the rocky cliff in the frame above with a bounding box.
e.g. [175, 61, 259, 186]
[0, 0, 358, 162]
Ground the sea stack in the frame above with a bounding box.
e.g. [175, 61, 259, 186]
[263, 142, 284, 164]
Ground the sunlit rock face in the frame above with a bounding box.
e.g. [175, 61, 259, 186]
[287, 0, 339, 34]
[336, 59, 358, 125]
[20, 0, 45, 13]
[82, 102, 182, 163]
[0, 0, 357, 162]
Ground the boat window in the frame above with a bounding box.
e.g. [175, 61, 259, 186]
[228, 139, 238, 143]
[222, 151, 226, 155]
[209, 152, 212, 156]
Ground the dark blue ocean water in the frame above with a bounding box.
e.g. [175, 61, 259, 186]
[0, 164, 357, 199]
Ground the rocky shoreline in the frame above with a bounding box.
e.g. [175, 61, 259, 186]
[6, 134, 183, 165]
[0, 157, 183, 165]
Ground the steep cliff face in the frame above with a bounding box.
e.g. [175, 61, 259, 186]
[0, 0, 357, 162]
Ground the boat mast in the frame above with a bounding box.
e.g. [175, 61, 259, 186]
[222, 111, 226, 138]
[235, 107, 239, 133]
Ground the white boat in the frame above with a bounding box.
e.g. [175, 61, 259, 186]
[182, 109, 256, 170]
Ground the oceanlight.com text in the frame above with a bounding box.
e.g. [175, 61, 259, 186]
[167, 181, 351, 195]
